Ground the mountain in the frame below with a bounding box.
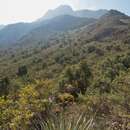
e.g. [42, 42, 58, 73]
[72, 9, 130, 42]
[0, 23, 34, 45]
[10, 9, 130, 54]
[0, 25, 4, 30]
[75, 9, 108, 18]
[1, 9, 129, 78]
[0, 5, 107, 46]
[39, 5, 108, 21]
[1, 8, 130, 130]
[0, 10, 129, 90]
[42, 5, 74, 20]
[18, 15, 96, 46]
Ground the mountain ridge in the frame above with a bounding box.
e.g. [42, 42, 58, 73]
[40, 5, 108, 21]
[0, 6, 129, 47]
[17, 15, 96, 46]
[71, 9, 130, 42]
[0, 5, 107, 46]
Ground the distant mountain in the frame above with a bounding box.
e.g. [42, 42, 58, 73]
[0, 25, 4, 30]
[40, 5, 108, 21]
[104, 9, 128, 19]
[0, 23, 35, 45]
[75, 9, 108, 19]
[18, 15, 96, 45]
[73, 9, 130, 41]
[39, 15, 95, 31]
[41, 5, 74, 20]
[0, 5, 107, 46]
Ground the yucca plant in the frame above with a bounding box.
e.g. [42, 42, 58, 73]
[31, 112, 94, 130]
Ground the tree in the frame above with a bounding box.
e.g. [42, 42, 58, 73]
[0, 77, 9, 96]
[60, 61, 92, 95]
[78, 61, 92, 94]
[17, 65, 28, 76]
[65, 67, 74, 84]
[122, 55, 130, 68]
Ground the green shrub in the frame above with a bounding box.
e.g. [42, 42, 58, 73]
[17, 65, 28, 76]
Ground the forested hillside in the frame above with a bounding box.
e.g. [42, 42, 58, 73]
[0, 8, 130, 130]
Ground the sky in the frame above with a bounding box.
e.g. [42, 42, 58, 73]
[0, 0, 130, 25]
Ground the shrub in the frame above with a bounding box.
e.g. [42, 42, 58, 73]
[17, 65, 28, 76]
[122, 55, 130, 68]
[0, 77, 9, 96]
[0, 85, 49, 130]
[87, 45, 97, 53]
[57, 93, 74, 104]
[59, 61, 92, 95]
[64, 84, 80, 98]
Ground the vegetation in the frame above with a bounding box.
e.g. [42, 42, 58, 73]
[0, 9, 130, 130]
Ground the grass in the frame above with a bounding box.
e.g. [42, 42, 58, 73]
[31, 112, 94, 130]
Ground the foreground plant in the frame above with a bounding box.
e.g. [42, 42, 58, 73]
[31, 112, 94, 130]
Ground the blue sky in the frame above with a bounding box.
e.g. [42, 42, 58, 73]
[0, 0, 130, 25]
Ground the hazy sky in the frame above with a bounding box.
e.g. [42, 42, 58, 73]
[0, 0, 130, 25]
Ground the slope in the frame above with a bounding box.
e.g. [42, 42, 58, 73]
[17, 15, 96, 46]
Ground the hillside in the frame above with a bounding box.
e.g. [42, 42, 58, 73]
[0, 10, 129, 79]
[71, 10, 130, 41]
[0, 23, 33, 46]
[1, 9, 130, 130]
[17, 15, 96, 46]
